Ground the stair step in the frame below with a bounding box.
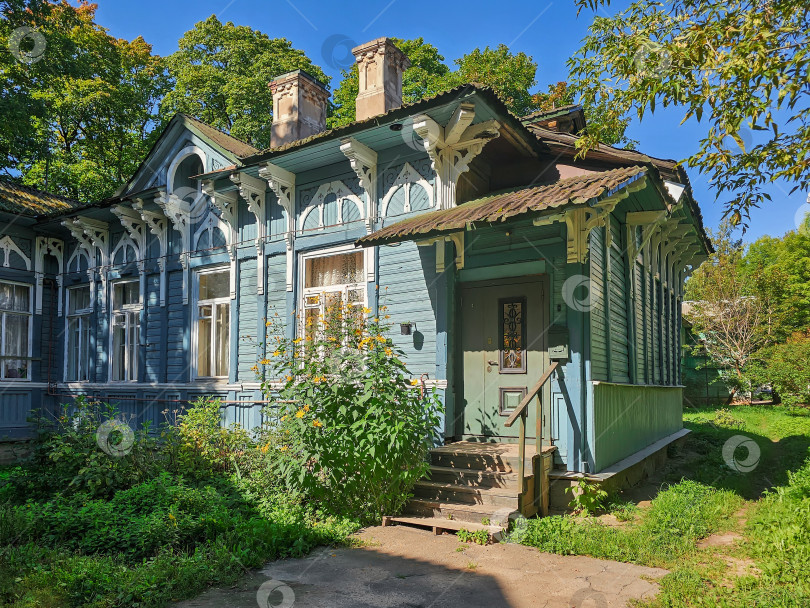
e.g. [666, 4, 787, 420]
[412, 480, 521, 508]
[404, 498, 520, 525]
[430, 451, 517, 472]
[427, 465, 520, 489]
[382, 515, 503, 542]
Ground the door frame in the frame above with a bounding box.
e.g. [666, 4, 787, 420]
[453, 273, 551, 443]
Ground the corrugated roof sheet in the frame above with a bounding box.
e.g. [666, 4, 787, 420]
[357, 165, 646, 246]
[0, 180, 84, 217]
[182, 114, 259, 158]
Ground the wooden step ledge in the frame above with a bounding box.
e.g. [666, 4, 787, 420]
[382, 515, 504, 541]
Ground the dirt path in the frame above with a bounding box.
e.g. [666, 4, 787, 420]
[174, 525, 667, 608]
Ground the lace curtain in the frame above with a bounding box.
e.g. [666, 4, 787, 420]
[305, 252, 363, 288]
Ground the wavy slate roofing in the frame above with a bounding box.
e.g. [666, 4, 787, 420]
[357, 165, 647, 247]
[0, 180, 84, 217]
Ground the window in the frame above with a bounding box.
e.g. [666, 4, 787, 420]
[301, 250, 366, 338]
[66, 286, 92, 381]
[194, 269, 229, 378]
[0, 282, 31, 380]
[110, 280, 140, 382]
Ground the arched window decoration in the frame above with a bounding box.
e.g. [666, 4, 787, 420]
[193, 215, 229, 251]
[111, 235, 139, 267]
[299, 180, 364, 233]
[380, 162, 434, 219]
[66, 246, 91, 274]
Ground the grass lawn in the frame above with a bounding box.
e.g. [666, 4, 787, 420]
[516, 404, 810, 607]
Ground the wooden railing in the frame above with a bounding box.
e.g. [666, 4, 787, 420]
[504, 361, 559, 484]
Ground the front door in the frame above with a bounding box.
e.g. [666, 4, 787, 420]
[458, 276, 548, 442]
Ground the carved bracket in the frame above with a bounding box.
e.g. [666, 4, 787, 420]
[230, 172, 269, 295]
[62, 217, 109, 310]
[156, 190, 191, 303]
[259, 162, 296, 291]
[132, 198, 168, 306]
[340, 138, 378, 233]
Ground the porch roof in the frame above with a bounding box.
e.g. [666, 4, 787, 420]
[356, 165, 647, 247]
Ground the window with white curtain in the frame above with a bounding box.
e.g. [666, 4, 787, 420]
[301, 249, 366, 339]
[66, 285, 92, 381]
[0, 282, 32, 380]
[110, 280, 140, 382]
[194, 269, 230, 378]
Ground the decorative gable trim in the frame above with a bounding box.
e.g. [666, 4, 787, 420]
[298, 180, 365, 232]
[0, 235, 31, 271]
[61, 217, 109, 310]
[259, 163, 296, 291]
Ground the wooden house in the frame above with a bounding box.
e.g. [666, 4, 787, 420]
[0, 38, 710, 517]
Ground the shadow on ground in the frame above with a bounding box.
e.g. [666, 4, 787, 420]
[174, 526, 665, 608]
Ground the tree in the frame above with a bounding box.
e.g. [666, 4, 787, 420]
[162, 16, 329, 150]
[454, 44, 539, 117]
[329, 37, 453, 128]
[570, 0, 810, 225]
[684, 223, 766, 393]
[1, 0, 169, 201]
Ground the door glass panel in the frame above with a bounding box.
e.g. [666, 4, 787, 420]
[500, 298, 526, 372]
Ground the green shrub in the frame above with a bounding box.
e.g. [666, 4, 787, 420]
[749, 333, 810, 407]
[262, 303, 442, 522]
[6, 397, 162, 500]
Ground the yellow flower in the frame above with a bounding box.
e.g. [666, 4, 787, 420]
[286, 375, 293, 382]
[385, 348, 393, 357]
[260, 359, 270, 365]
[410, 378, 419, 386]
[362, 307, 372, 314]
[280, 445, 288, 452]
[272, 350, 281, 357]
[293, 338, 303, 344]
[265, 321, 272, 326]
[281, 415, 288, 422]
[304, 404, 310, 412]
[376, 335, 385, 343]
[313, 419, 323, 428]
[261, 444, 270, 454]
[295, 410, 305, 418]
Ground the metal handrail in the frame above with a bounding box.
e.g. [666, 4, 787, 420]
[504, 360, 559, 488]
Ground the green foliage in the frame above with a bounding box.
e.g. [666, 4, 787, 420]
[162, 16, 329, 150]
[564, 479, 608, 515]
[712, 407, 746, 429]
[1, 0, 169, 201]
[570, 0, 810, 222]
[749, 333, 810, 407]
[262, 303, 442, 523]
[0, 397, 357, 608]
[456, 528, 489, 545]
[523, 481, 740, 567]
[5, 397, 162, 500]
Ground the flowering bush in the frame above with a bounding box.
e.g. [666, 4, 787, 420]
[259, 303, 442, 522]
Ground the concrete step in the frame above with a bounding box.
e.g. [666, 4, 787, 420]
[403, 498, 520, 526]
[412, 480, 520, 508]
[382, 515, 504, 542]
[426, 465, 520, 489]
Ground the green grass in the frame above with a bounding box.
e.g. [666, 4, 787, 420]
[516, 403, 810, 607]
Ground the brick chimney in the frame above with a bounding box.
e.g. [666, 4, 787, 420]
[269, 70, 330, 148]
[352, 38, 411, 121]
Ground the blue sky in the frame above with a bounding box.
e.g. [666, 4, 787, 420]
[94, 0, 803, 243]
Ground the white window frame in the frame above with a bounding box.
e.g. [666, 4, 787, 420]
[192, 267, 231, 380]
[0, 280, 33, 382]
[109, 279, 141, 382]
[65, 285, 93, 382]
[299, 245, 367, 340]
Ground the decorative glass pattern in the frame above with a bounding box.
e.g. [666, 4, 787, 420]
[500, 298, 526, 373]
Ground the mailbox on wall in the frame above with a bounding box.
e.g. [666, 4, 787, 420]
[548, 326, 569, 360]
